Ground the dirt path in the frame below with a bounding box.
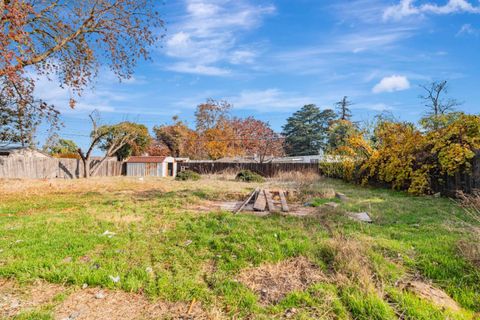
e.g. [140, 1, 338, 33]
[0, 279, 219, 320]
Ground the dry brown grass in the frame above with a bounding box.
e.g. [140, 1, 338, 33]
[0, 279, 66, 318]
[237, 256, 325, 305]
[201, 168, 239, 181]
[457, 239, 480, 268]
[270, 170, 321, 187]
[0, 176, 257, 201]
[459, 193, 480, 224]
[451, 194, 480, 268]
[0, 279, 223, 320]
[320, 236, 375, 291]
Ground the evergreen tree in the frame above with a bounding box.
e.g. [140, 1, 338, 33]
[282, 104, 336, 156]
[335, 96, 353, 120]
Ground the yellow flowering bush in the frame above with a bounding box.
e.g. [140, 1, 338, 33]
[322, 114, 480, 195]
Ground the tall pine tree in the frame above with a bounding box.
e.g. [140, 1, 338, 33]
[282, 104, 336, 156]
[335, 96, 353, 120]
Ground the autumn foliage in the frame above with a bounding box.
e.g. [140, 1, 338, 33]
[1, 0, 163, 146]
[322, 114, 480, 195]
[152, 99, 284, 161]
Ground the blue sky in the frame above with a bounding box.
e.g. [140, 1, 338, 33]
[35, 0, 480, 150]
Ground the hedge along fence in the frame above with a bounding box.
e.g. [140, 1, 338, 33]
[319, 152, 480, 196]
[182, 162, 321, 177]
[0, 157, 124, 179]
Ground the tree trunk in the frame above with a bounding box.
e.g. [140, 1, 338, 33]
[81, 157, 90, 178]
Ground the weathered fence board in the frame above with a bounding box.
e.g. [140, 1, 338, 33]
[0, 157, 124, 179]
[182, 162, 320, 177]
[442, 155, 480, 195]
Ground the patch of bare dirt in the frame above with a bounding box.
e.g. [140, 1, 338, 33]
[0, 279, 65, 318]
[185, 199, 322, 218]
[0, 279, 223, 320]
[183, 200, 242, 213]
[237, 256, 325, 305]
[54, 288, 215, 320]
[397, 280, 460, 311]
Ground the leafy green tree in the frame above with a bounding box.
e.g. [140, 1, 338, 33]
[99, 122, 151, 161]
[327, 119, 359, 152]
[419, 112, 463, 132]
[47, 138, 79, 157]
[282, 105, 336, 156]
[78, 112, 150, 178]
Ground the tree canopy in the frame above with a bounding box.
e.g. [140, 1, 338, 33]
[46, 138, 79, 158]
[282, 104, 336, 156]
[0, 0, 163, 146]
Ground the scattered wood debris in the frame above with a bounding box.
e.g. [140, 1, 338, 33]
[236, 188, 290, 214]
[235, 187, 259, 214]
[348, 212, 373, 223]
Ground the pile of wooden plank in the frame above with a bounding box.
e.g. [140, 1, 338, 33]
[235, 187, 289, 214]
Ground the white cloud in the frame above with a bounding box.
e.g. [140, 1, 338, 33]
[372, 75, 410, 93]
[384, 0, 480, 21]
[366, 103, 394, 111]
[229, 50, 256, 64]
[457, 23, 479, 36]
[230, 89, 312, 111]
[30, 70, 149, 114]
[164, 0, 275, 76]
[167, 63, 230, 76]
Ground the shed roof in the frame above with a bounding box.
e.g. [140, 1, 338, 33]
[126, 156, 167, 163]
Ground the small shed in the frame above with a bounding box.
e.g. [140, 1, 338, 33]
[125, 156, 177, 177]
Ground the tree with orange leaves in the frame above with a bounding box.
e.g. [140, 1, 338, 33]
[0, 0, 163, 146]
[231, 117, 284, 162]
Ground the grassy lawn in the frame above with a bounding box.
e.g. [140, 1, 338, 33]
[0, 175, 479, 319]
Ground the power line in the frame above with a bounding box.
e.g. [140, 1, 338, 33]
[57, 132, 285, 142]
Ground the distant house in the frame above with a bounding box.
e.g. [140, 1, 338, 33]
[0, 147, 51, 159]
[125, 156, 177, 177]
[270, 154, 344, 163]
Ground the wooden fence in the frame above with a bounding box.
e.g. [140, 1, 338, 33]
[2, 155, 480, 196]
[0, 157, 124, 179]
[440, 154, 480, 195]
[181, 162, 321, 177]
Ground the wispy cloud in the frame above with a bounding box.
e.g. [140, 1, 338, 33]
[31, 71, 147, 114]
[230, 89, 312, 112]
[457, 23, 479, 36]
[372, 75, 411, 93]
[164, 0, 274, 76]
[384, 0, 480, 21]
[354, 102, 395, 111]
[167, 63, 230, 76]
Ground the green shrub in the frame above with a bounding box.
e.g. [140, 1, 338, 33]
[235, 170, 265, 183]
[175, 170, 201, 181]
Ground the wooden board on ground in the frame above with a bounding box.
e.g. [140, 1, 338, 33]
[279, 190, 289, 212]
[253, 189, 267, 211]
[264, 189, 276, 212]
[235, 187, 259, 214]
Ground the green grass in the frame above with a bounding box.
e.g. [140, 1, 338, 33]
[0, 177, 479, 319]
[310, 197, 341, 207]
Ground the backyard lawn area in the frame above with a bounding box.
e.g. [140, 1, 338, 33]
[0, 174, 479, 319]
